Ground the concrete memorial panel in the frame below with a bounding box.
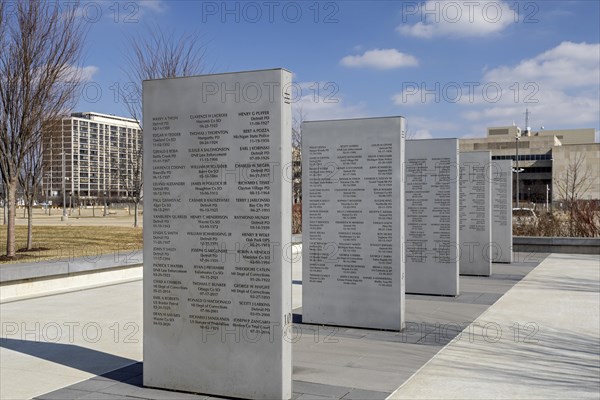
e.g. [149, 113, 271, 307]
[143, 69, 292, 399]
[459, 151, 492, 276]
[405, 139, 460, 296]
[302, 117, 405, 331]
[491, 160, 513, 263]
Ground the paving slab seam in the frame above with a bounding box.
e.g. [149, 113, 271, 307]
[387, 253, 600, 399]
[385, 257, 548, 399]
[2, 254, 544, 400]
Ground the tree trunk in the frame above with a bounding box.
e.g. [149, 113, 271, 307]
[134, 201, 139, 227]
[26, 200, 34, 250]
[5, 180, 17, 257]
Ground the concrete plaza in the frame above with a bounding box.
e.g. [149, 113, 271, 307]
[1, 252, 598, 400]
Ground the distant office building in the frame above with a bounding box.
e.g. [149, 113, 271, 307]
[460, 126, 599, 204]
[42, 112, 142, 205]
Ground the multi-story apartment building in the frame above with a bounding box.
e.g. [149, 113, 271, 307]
[460, 126, 599, 204]
[42, 112, 142, 206]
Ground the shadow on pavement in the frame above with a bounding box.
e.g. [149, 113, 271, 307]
[0, 338, 137, 376]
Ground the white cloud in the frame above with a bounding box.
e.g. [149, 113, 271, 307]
[341, 49, 419, 70]
[411, 129, 433, 139]
[390, 115, 463, 139]
[61, 65, 98, 82]
[138, 0, 168, 13]
[462, 42, 600, 129]
[483, 41, 600, 89]
[398, 0, 515, 38]
[293, 96, 367, 121]
[409, 116, 460, 132]
[405, 116, 461, 138]
[292, 81, 367, 121]
[79, 65, 99, 81]
[391, 42, 599, 136]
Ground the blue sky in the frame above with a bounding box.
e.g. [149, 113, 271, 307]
[76, 0, 600, 139]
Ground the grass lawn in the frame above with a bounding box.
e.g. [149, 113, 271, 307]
[0, 225, 143, 264]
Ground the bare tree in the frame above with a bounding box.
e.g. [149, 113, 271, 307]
[405, 121, 417, 140]
[291, 106, 306, 233]
[292, 105, 306, 149]
[554, 152, 596, 236]
[291, 106, 306, 204]
[554, 153, 593, 203]
[1, 1, 7, 229]
[0, 1, 88, 257]
[18, 139, 43, 250]
[119, 146, 143, 227]
[120, 24, 209, 227]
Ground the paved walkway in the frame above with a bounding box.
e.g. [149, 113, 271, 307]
[1, 252, 598, 399]
[389, 253, 600, 400]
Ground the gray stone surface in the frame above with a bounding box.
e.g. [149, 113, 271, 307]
[459, 151, 492, 276]
[29, 254, 545, 400]
[142, 69, 293, 399]
[301, 117, 405, 331]
[405, 139, 460, 296]
[491, 159, 513, 263]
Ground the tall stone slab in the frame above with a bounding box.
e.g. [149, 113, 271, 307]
[302, 117, 405, 331]
[143, 69, 292, 400]
[459, 151, 492, 276]
[405, 139, 460, 296]
[490, 160, 513, 263]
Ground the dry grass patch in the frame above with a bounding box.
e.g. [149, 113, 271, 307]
[0, 225, 142, 264]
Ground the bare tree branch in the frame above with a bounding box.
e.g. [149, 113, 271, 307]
[553, 152, 595, 236]
[121, 23, 209, 130]
[292, 104, 306, 149]
[554, 152, 593, 203]
[0, 1, 88, 257]
[120, 23, 210, 227]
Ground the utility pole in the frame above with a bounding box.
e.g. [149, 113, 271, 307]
[103, 191, 108, 217]
[61, 148, 68, 222]
[515, 133, 520, 208]
[515, 108, 531, 209]
[44, 174, 48, 214]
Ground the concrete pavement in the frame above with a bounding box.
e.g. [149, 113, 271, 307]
[1, 252, 598, 399]
[389, 253, 600, 400]
[1, 281, 143, 399]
